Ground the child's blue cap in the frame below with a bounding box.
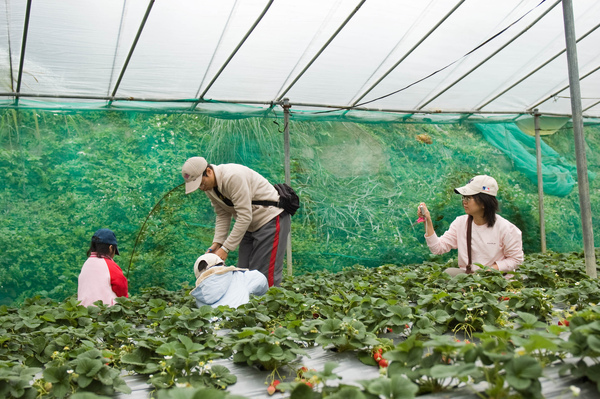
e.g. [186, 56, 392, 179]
[92, 228, 120, 255]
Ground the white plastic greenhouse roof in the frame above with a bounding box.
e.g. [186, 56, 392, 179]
[1, 0, 600, 122]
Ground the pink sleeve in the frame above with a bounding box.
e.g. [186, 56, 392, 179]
[426, 217, 460, 255]
[496, 225, 524, 272]
[105, 258, 129, 298]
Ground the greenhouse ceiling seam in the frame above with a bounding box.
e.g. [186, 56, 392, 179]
[349, 0, 466, 108]
[527, 64, 600, 111]
[275, 0, 367, 102]
[4, 0, 15, 92]
[192, 0, 274, 111]
[108, 0, 156, 106]
[107, 0, 129, 97]
[475, 20, 600, 112]
[14, 0, 32, 106]
[416, 0, 561, 111]
[193, 0, 238, 103]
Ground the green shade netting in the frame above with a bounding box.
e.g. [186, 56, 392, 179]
[476, 123, 595, 197]
[2, 110, 600, 305]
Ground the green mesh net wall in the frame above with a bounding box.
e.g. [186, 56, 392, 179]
[2, 109, 600, 305]
[476, 123, 595, 197]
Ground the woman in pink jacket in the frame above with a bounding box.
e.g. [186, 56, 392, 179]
[418, 175, 524, 277]
[78, 228, 128, 306]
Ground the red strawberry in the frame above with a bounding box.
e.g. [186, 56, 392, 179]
[273, 380, 281, 388]
[558, 320, 570, 326]
[376, 348, 383, 354]
[378, 358, 389, 368]
[373, 353, 382, 362]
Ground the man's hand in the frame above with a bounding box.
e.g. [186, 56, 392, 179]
[207, 243, 221, 253]
[213, 248, 228, 261]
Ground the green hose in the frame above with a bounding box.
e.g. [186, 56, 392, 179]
[126, 183, 185, 278]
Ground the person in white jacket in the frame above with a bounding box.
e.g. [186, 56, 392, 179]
[190, 253, 268, 308]
[182, 157, 291, 287]
[418, 175, 524, 277]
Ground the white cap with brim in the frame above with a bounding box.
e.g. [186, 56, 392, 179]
[182, 157, 208, 194]
[454, 175, 498, 197]
[193, 253, 224, 278]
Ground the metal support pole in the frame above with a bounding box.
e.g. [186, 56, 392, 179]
[283, 98, 293, 276]
[534, 109, 546, 253]
[562, 0, 596, 278]
[15, 0, 33, 106]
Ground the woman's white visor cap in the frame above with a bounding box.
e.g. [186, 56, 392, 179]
[454, 175, 498, 197]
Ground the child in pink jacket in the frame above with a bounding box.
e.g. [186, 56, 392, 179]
[78, 228, 128, 306]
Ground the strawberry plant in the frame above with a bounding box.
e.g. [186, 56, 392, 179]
[0, 361, 41, 399]
[314, 317, 379, 352]
[34, 348, 131, 398]
[560, 305, 600, 390]
[225, 327, 307, 371]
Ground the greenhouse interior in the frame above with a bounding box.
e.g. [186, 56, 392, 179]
[2, 0, 600, 398]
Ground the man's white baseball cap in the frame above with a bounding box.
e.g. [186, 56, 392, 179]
[181, 157, 208, 194]
[454, 175, 498, 197]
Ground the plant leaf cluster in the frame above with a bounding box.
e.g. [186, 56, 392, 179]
[2, 252, 600, 398]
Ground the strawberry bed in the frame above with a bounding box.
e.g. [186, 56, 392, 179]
[2, 251, 600, 399]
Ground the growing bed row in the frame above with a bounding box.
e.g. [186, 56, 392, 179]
[1, 251, 600, 398]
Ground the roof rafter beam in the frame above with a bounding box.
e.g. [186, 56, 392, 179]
[583, 99, 600, 113]
[476, 20, 600, 111]
[350, 0, 466, 107]
[527, 64, 600, 111]
[275, 0, 367, 102]
[109, 0, 156, 104]
[193, 0, 274, 109]
[15, 0, 33, 105]
[416, 0, 561, 111]
[2, 91, 593, 119]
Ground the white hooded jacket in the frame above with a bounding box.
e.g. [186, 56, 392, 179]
[189, 253, 268, 308]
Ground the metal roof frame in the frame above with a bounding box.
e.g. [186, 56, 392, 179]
[108, 0, 155, 106]
[192, 0, 274, 109]
[350, 0, 467, 108]
[275, 0, 366, 102]
[416, 0, 561, 111]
